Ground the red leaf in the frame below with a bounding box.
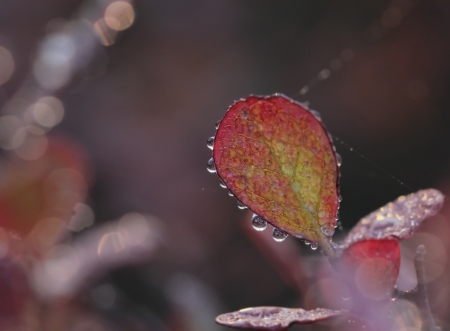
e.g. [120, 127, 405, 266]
[0, 135, 90, 238]
[215, 306, 346, 331]
[213, 94, 340, 248]
[343, 189, 444, 249]
[339, 239, 400, 301]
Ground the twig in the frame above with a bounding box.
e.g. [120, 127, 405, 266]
[414, 244, 440, 331]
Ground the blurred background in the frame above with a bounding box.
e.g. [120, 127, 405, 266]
[0, 0, 450, 330]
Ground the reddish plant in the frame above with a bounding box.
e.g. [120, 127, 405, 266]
[207, 94, 444, 331]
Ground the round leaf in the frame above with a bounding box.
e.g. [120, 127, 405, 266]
[213, 94, 340, 245]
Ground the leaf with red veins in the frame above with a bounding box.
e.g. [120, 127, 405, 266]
[339, 239, 400, 302]
[343, 189, 444, 249]
[216, 306, 346, 331]
[213, 94, 340, 249]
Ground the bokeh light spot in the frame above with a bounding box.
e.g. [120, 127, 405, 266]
[28, 96, 65, 129]
[14, 126, 48, 160]
[68, 203, 95, 232]
[104, 1, 135, 31]
[119, 212, 149, 245]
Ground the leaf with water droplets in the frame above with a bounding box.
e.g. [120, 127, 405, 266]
[343, 189, 444, 248]
[212, 95, 340, 249]
[216, 306, 346, 331]
[338, 239, 400, 301]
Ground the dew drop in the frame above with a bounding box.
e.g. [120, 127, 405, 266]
[237, 200, 247, 210]
[304, 240, 311, 245]
[336, 153, 342, 167]
[207, 136, 214, 150]
[310, 110, 322, 121]
[228, 191, 234, 197]
[252, 215, 268, 231]
[311, 242, 319, 250]
[207, 158, 216, 173]
[240, 109, 249, 120]
[272, 228, 288, 242]
[318, 69, 331, 80]
[215, 120, 221, 130]
[338, 195, 343, 202]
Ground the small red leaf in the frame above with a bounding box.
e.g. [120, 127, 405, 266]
[215, 306, 346, 331]
[343, 189, 444, 248]
[339, 239, 400, 301]
[213, 95, 340, 247]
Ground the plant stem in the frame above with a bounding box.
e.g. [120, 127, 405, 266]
[414, 244, 440, 331]
[317, 229, 336, 259]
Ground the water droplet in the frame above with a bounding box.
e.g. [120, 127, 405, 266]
[304, 240, 311, 245]
[207, 136, 214, 150]
[272, 228, 288, 242]
[215, 120, 221, 130]
[207, 158, 216, 173]
[237, 201, 247, 210]
[252, 215, 268, 231]
[228, 191, 234, 197]
[336, 153, 342, 167]
[311, 242, 319, 250]
[310, 110, 321, 121]
[240, 109, 249, 120]
[320, 225, 335, 237]
[338, 195, 343, 202]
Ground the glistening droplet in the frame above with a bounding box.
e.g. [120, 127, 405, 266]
[228, 191, 234, 197]
[304, 240, 311, 245]
[252, 215, 267, 231]
[272, 228, 288, 242]
[311, 242, 319, 250]
[207, 136, 214, 150]
[219, 180, 226, 188]
[336, 153, 342, 167]
[310, 110, 322, 121]
[240, 109, 249, 120]
[237, 201, 247, 210]
[207, 158, 216, 173]
[215, 120, 221, 130]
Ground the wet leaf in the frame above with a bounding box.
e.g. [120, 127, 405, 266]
[216, 306, 346, 331]
[213, 94, 340, 246]
[343, 189, 444, 248]
[339, 239, 400, 301]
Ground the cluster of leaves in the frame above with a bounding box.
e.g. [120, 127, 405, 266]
[208, 95, 444, 331]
